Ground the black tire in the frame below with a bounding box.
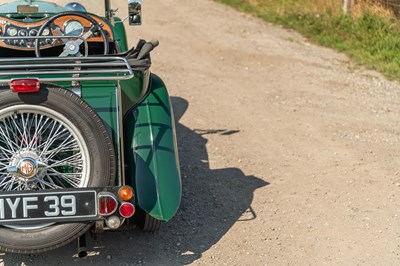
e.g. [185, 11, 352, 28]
[0, 86, 115, 253]
[133, 207, 162, 232]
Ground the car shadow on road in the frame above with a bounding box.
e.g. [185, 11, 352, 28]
[1, 96, 268, 266]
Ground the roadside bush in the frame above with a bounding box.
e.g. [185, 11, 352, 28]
[217, 0, 400, 79]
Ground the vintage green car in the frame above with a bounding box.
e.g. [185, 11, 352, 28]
[0, 0, 181, 254]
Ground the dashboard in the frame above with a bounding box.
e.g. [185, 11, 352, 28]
[0, 14, 113, 51]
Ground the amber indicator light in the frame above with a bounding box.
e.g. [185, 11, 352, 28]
[119, 186, 133, 201]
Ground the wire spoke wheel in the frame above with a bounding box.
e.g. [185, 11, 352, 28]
[0, 105, 90, 193]
[0, 87, 115, 253]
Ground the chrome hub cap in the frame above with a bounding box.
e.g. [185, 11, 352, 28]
[11, 158, 38, 178]
[6, 150, 47, 187]
[19, 159, 35, 177]
[0, 105, 90, 229]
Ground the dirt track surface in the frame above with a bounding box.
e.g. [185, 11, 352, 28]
[3, 0, 400, 265]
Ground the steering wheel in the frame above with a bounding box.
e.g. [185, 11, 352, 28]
[35, 12, 109, 57]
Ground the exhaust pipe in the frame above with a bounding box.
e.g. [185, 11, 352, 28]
[77, 234, 88, 258]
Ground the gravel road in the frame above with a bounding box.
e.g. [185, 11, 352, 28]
[3, 0, 400, 265]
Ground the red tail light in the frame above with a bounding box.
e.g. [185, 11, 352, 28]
[98, 193, 118, 216]
[119, 202, 135, 218]
[10, 78, 40, 93]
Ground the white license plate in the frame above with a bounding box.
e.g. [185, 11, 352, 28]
[0, 190, 97, 223]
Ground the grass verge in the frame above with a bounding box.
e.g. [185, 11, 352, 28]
[216, 0, 400, 80]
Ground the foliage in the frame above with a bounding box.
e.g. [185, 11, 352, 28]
[216, 0, 400, 79]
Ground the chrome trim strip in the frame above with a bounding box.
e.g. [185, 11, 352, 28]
[116, 81, 125, 186]
[0, 62, 128, 69]
[0, 56, 134, 83]
[0, 69, 130, 75]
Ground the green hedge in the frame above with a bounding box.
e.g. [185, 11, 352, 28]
[217, 0, 400, 79]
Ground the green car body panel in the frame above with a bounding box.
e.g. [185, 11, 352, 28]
[112, 17, 129, 52]
[57, 73, 181, 221]
[76, 73, 182, 221]
[124, 74, 181, 221]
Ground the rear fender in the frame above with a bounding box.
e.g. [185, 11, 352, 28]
[124, 74, 181, 221]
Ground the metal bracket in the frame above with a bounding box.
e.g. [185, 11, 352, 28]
[71, 83, 81, 97]
[94, 220, 104, 234]
[71, 60, 82, 97]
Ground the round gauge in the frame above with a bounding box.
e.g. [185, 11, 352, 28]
[18, 29, 28, 37]
[42, 28, 50, 36]
[7, 27, 17, 37]
[29, 29, 38, 36]
[64, 20, 84, 36]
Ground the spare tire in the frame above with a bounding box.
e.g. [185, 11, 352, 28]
[0, 86, 115, 253]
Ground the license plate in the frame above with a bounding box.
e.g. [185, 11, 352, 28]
[0, 190, 97, 223]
